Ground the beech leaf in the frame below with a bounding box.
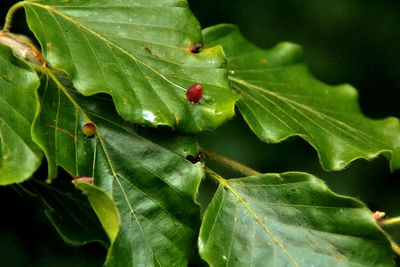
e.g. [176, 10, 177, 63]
[203, 24, 400, 171]
[23, 0, 238, 133]
[0, 44, 42, 185]
[199, 171, 395, 266]
[32, 72, 203, 266]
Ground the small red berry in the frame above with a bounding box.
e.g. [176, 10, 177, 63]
[188, 43, 202, 54]
[186, 84, 203, 103]
[82, 123, 96, 137]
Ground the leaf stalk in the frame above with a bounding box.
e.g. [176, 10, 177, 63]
[379, 216, 400, 227]
[204, 166, 228, 185]
[391, 241, 400, 256]
[200, 147, 261, 177]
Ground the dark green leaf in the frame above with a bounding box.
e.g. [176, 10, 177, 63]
[26, 178, 109, 246]
[203, 24, 400, 171]
[0, 44, 42, 185]
[199, 171, 394, 266]
[32, 72, 203, 266]
[23, 0, 239, 133]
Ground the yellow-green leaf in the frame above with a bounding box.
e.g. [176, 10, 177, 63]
[75, 181, 120, 243]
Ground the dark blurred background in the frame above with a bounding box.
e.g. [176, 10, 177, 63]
[1, 0, 400, 265]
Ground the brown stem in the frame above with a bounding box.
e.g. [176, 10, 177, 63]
[0, 31, 46, 66]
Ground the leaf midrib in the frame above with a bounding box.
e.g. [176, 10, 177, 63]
[44, 70, 196, 265]
[25, 1, 188, 91]
[26, 1, 211, 130]
[212, 174, 300, 267]
[225, 178, 387, 267]
[230, 76, 394, 151]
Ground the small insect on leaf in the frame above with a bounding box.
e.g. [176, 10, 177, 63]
[186, 84, 203, 103]
[188, 43, 202, 54]
[72, 177, 94, 184]
[82, 123, 96, 137]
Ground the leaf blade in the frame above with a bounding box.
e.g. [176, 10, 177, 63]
[0, 44, 42, 184]
[203, 24, 400, 170]
[32, 72, 203, 266]
[199, 171, 395, 266]
[24, 0, 239, 133]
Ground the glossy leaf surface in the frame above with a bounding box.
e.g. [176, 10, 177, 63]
[0, 44, 42, 185]
[24, 0, 238, 133]
[203, 24, 400, 170]
[199, 171, 394, 266]
[32, 72, 203, 266]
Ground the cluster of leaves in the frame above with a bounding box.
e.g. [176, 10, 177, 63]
[1, 0, 400, 266]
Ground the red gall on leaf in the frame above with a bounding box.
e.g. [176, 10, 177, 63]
[72, 177, 94, 184]
[188, 43, 202, 54]
[82, 123, 96, 137]
[186, 84, 203, 103]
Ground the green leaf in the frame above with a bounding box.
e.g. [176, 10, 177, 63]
[32, 72, 203, 266]
[0, 44, 42, 185]
[75, 181, 120, 243]
[26, 178, 109, 246]
[199, 170, 395, 266]
[203, 24, 400, 171]
[23, 0, 239, 133]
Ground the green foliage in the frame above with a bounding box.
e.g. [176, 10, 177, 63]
[0, 44, 42, 185]
[203, 24, 400, 171]
[32, 72, 202, 266]
[24, 0, 238, 133]
[75, 181, 120, 243]
[199, 170, 394, 266]
[0, 0, 399, 266]
[26, 178, 109, 246]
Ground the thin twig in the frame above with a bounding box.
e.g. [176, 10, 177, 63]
[200, 147, 261, 177]
[391, 241, 400, 256]
[379, 216, 400, 227]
